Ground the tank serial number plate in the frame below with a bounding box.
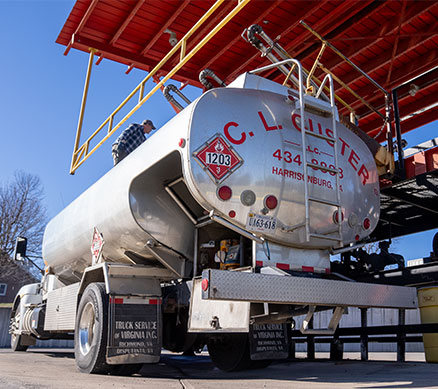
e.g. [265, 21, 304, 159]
[246, 213, 277, 232]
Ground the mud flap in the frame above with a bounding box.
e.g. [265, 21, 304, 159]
[249, 323, 289, 360]
[106, 296, 161, 364]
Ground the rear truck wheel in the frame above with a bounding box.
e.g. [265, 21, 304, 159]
[11, 333, 28, 352]
[10, 309, 29, 352]
[163, 309, 203, 354]
[207, 333, 252, 372]
[433, 232, 438, 257]
[75, 282, 112, 374]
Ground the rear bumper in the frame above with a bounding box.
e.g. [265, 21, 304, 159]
[201, 269, 418, 309]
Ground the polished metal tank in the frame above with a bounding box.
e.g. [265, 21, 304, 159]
[184, 75, 379, 249]
[43, 107, 195, 284]
[43, 74, 379, 284]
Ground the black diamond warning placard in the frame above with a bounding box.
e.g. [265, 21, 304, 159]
[193, 134, 243, 183]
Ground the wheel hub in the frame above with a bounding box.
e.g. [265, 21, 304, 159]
[78, 302, 96, 355]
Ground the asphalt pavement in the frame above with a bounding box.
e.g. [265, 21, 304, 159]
[0, 349, 436, 389]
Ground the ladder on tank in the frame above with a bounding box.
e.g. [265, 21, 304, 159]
[249, 59, 343, 244]
[245, 25, 343, 244]
[300, 74, 343, 244]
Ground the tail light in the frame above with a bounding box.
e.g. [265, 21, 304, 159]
[264, 195, 278, 210]
[333, 210, 344, 224]
[363, 217, 371, 230]
[217, 185, 232, 201]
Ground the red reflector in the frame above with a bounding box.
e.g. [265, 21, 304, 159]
[264, 195, 278, 210]
[276, 263, 290, 270]
[355, 234, 360, 241]
[228, 210, 236, 218]
[333, 210, 344, 224]
[149, 299, 160, 305]
[363, 217, 371, 230]
[110, 298, 124, 304]
[178, 138, 186, 148]
[201, 279, 209, 291]
[217, 185, 232, 201]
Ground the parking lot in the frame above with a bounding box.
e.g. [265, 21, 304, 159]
[0, 349, 436, 388]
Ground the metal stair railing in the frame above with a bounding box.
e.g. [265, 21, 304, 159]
[69, 0, 251, 174]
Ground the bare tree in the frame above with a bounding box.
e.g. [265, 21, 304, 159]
[0, 171, 48, 281]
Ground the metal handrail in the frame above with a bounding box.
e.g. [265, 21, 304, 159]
[69, 0, 251, 174]
[318, 63, 385, 121]
[301, 20, 395, 173]
[300, 20, 388, 94]
[250, 59, 307, 240]
[254, 61, 343, 244]
[300, 21, 392, 136]
[326, 73, 343, 244]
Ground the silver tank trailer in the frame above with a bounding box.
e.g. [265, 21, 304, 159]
[43, 78, 379, 284]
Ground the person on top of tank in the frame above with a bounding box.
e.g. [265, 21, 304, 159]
[112, 119, 156, 165]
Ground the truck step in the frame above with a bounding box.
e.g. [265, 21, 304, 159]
[308, 196, 340, 207]
[306, 162, 338, 174]
[304, 130, 335, 142]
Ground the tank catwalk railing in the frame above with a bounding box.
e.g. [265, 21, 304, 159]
[69, 0, 251, 174]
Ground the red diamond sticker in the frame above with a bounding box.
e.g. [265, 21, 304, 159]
[193, 135, 243, 183]
[91, 227, 104, 264]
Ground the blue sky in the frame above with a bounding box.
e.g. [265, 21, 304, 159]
[0, 1, 436, 261]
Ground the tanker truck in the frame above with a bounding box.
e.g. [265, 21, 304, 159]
[9, 62, 417, 374]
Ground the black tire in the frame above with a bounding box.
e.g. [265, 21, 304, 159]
[249, 359, 272, 369]
[10, 308, 28, 352]
[207, 334, 252, 372]
[11, 334, 29, 352]
[433, 232, 438, 257]
[163, 310, 202, 354]
[109, 363, 143, 376]
[75, 283, 111, 374]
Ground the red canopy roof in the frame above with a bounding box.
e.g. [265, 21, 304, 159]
[57, 0, 438, 141]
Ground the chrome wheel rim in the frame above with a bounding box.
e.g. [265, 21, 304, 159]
[79, 302, 96, 355]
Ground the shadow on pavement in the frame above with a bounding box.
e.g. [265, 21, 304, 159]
[26, 349, 438, 388]
[137, 354, 438, 388]
[30, 349, 75, 359]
